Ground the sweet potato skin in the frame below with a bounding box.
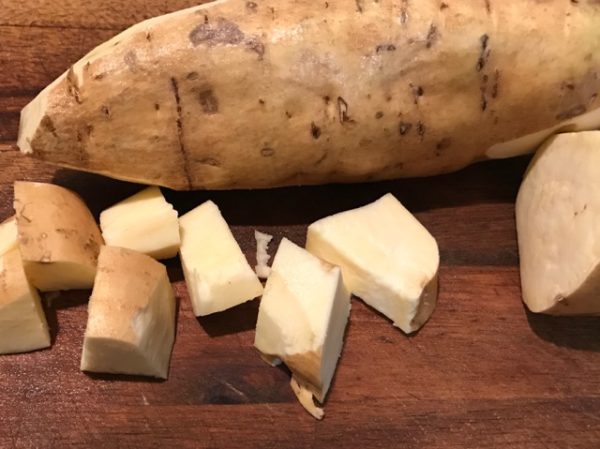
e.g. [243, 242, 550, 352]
[18, 0, 600, 190]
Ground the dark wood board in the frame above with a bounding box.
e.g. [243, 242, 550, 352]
[1, 2, 599, 448]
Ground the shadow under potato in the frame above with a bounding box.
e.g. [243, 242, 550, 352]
[526, 310, 600, 352]
[196, 299, 260, 337]
[52, 155, 531, 227]
[84, 371, 166, 383]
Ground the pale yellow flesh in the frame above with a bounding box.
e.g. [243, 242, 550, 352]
[516, 131, 600, 315]
[100, 186, 180, 260]
[179, 200, 263, 316]
[306, 193, 439, 334]
[0, 216, 17, 258]
[17, 0, 600, 190]
[254, 238, 350, 419]
[0, 249, 50, 355]
[14, 181, 104, 291]
[81, 246, 176, 378]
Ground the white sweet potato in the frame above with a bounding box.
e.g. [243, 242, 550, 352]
[17, 0, 600, 190]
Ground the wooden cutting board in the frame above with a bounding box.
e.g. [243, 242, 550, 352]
[1, 2, 599, 448]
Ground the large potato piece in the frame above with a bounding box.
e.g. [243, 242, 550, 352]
[81, 246, 176, 379]
[517, 131, 600, 315]
[306, 194, 439, 334]
[17, 1, 600, 190]
[14, 182, 104, 291]
[179, 200, 263, 316]
[255, 238, 350, 419]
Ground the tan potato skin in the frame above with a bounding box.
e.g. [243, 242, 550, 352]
[13, 182, 104, 290]
[18, 0, 600, 190]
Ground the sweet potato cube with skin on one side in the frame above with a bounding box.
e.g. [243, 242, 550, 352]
[0, 248, 50, 355]
[255, 238, 351, 419]
[517, 131, 600, 315]
[81, 246, 176, 379]
[100, 187, 180, 260]
[306, 193, 439, 334]
[179, 200, 263, 316]
[13, 181, 104, 291]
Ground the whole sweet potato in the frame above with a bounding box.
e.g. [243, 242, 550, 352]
[18, 0, 600, 190]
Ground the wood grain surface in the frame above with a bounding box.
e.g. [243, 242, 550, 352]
[1, 2, 600, 448]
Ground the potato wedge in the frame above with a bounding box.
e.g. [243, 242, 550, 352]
[0, 248, 50, 355]
[81, 246, 176, 378]
[14, 182, 104, 291]
[517, 131, 600, 315]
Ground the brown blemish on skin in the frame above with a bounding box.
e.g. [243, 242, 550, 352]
[187, 71, 199, 81]
[261, 147, 275, 157]
[399, 122, 412, 135]
[189, 18, 244, 47]
[375, 111, 384, 119]
[556, 104, 587, 121]
[197, 157, 221, 167]
[245, 37, 265, 59]
[197, 89, 219, 114]
[124, 51, 138, 72]
[484, 0, 492, 13]
[416, 121, 426, 140]
[101, 105, 111, 119]
[491, 69, 500, 98]
[40, 116, 58, 138]
[285, 111, 292, 118]
[411, 84, 424, 104]
[480, 73, 489, 111]
[258, 99, 265, 105]
[440, 2, 449, 9]
[400, 0, 409, 24]
[315, 151, 328, 165]
[84, 236, 100, 263]
[246, 1, 258, 12]
[93, 73, 105, 80]
[170, 78, 193, 189]
[337, 97, 354, 124]
[436, 137, 452, 151]
[355, 0, 364, 13]
[55, 228, 77, 238]
[66, 67, 82, 104]
[426, 23, 438, 49]
[477, 34, 490, 72]
[154, 103, 160, 111]
[145, 31, 152, 42]
[311, 122, 322, 139]
[376, 44, 396, 53]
